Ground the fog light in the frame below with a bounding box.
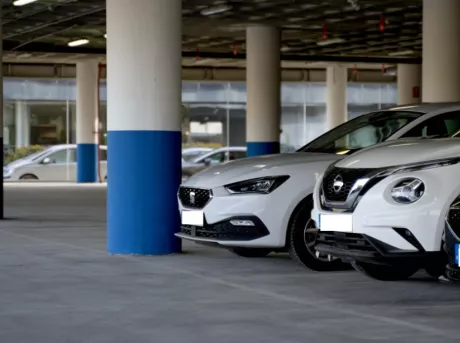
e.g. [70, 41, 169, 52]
[391, 178, 425, 204]
[230, 220, 255, 226]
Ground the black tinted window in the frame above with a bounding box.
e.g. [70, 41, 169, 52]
[298, 110, 423, 154]
[402, 111, 460, 138]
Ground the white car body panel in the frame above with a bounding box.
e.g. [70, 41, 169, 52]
[179, 152, 342, 247]
[312, 138, 460, 253]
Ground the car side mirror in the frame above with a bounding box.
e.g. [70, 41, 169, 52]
[42, 157, 52, 165]
[204, 158, 212, 166]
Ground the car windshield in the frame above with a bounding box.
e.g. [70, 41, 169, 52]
[297, 110, 424, 154]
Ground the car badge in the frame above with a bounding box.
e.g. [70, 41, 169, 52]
[332, 175, 344, 193]
[190, 191, 195, 204]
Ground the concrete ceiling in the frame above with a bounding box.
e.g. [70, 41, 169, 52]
[2, 0, 422, 65]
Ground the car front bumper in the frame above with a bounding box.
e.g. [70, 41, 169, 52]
[176, 185, 289, 248]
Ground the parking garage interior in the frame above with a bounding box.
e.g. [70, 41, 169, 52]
[2, 0, 460, 342]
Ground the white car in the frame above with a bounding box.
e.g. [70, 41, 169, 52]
[176, 103, 460, 271]
[3, 144, 107, 181]
[312, 137, 460, 280]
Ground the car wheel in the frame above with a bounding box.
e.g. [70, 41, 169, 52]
[425, 236, 448, 278]
[288, 198, 350, 271]
[19, 174, 38, 180]
[352, 261, 419, 281]
[228, 247, 272, 258]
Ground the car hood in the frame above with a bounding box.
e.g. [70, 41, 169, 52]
[337, 138, 460, 169]
[4, 158, 32, 170]
[183, 152, 343, 188]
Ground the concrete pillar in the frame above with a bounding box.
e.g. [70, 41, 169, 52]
[246, 25, 281, 156]
[326, 64, 347, 130]
[15, 101, 30, 148]
[422, 0, 460, 102]
[106, 0, 182, 255]
[397, 64, 422, 105]
[76, 60, 98, 183]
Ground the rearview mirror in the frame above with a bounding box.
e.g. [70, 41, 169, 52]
[42, 157, 52, 164]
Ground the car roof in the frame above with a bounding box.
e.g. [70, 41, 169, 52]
[385, 102, 460, 114]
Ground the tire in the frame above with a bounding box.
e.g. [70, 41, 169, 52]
[288, 198, 349, 271]
[19, 174, 38, 180]
[352, 261, 419, 281]
[425, 238, 448, 278]
[228, 247, 272, 258]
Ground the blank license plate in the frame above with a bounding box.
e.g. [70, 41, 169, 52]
[181, 210, 204, 227]
[319, 214, 352, 232]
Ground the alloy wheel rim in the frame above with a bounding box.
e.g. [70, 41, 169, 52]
[303, 218, 337, 263]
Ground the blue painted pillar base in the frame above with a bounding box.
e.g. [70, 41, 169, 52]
[247, 142, 280, 157]
[107, 130, 182, 255]
[77, 144, 98, 183]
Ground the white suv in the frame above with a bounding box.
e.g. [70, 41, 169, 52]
[312, 137, 460, 280]
[177, 103, 460, 271]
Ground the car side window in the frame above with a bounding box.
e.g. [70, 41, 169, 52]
[229, 151, 246, 160]
[206, 151, 225, 165]
[402, 111, 460, 138]
[47, 148, 77, 163]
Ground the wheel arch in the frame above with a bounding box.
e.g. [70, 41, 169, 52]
[284, 193, 313, 249]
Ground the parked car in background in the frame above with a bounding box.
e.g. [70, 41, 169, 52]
[3, 144, 107, 181]
[181, 146, 247, 181]
[182, 147, 213, 162]
[312, 137, 460, 281]
[176, 103, 460, 271]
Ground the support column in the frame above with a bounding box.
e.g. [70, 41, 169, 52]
[15, 101, 30, 148]
[326, 64, 347, 130]
[246, 25, 281, 156]
[106, 0, 182, 255]
[422, 0, 460, 102]
[76, 60, 98, 183]
[397, 64, 421, 105]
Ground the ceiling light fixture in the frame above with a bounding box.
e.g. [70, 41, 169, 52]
[68, 39, 89, 47]
[104, 33, 107, 38]
[316, 38, 345, 46]
[200, 3, 232, 16]
[13, 0, 38, 6]
[388, 50, 415, 56]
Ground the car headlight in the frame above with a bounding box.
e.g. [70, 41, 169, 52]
[225, 176, 290, 194]
[391, 178, 425, 204]
[3, 167, 12, 178]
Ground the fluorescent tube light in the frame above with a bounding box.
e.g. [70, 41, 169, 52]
[388, 50, 414, 56]
[13, 0, 38, 6]
[316, 38, 345, 46]
[200, 4, 232, 16]
[68, 39, 89, 47]
[104, 33, 107, 38]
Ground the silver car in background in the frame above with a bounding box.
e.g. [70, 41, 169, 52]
[3, 144, 107, 181]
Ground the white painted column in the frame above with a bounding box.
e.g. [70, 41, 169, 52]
[76, 60, 98, 183]
[107, 0, 182, 255]
[422, 0, 460, 102]
[397, 64, 421, 105]
[326, 64, 347, 130]
[15, 101, 30, 148]
[246, 25, 281, 156]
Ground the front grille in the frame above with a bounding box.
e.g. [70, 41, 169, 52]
[317, 232, 375, 252]
[178, 187, 211, 209]
[322, 167, 375, 202]
[447, 207, 460, 236]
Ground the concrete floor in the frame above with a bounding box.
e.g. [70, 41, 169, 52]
[1, 183, 460, 343]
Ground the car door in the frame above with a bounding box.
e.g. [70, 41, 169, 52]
[38, 148, 77, 181]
